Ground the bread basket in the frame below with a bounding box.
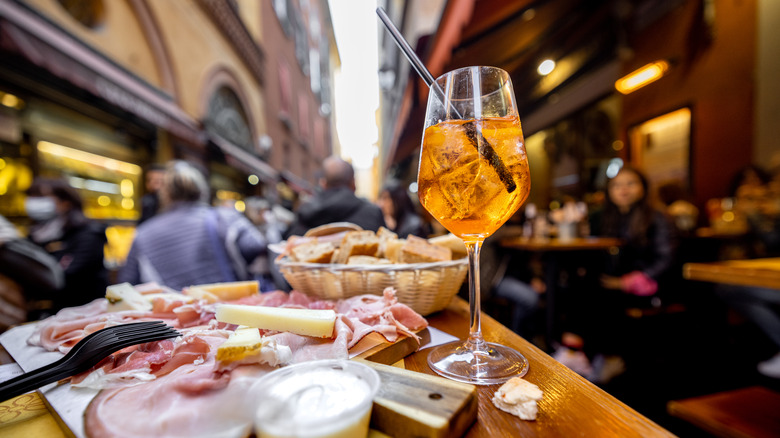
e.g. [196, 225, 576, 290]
[276, 257, 468, 316]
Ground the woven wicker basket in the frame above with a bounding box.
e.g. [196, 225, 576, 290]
[276, 258, 468, 316]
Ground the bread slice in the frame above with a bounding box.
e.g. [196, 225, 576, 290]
[335, 230, 380, 264]
[400, 235, 452, 263]
[384, 238, 405, 263]
[428, 233, 467, 259]
[376, 226, 398, 258]
[291, 241, 336, 263]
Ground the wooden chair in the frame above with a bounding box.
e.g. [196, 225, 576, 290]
[667, 386, 780, 438]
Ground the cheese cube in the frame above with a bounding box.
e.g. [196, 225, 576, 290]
[216, 326, 291, 366]
[215, 304, 336, 338]
[105, 283, 153, 312]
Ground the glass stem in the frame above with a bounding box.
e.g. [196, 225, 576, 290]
[465, 240, 486, 351]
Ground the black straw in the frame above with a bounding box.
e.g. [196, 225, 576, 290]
[376, 7, 435, 87]
[376, 7, 516, 194]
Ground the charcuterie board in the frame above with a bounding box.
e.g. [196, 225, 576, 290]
[0, 323, 470, 438]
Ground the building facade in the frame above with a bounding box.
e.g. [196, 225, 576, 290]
[0, 0, 338, 263]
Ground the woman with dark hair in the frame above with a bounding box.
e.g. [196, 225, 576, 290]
[26, 177, 108, 316]
[591, 165, 676, 292]
[377, 181, 430, 238]
[555, 165, 676, 382]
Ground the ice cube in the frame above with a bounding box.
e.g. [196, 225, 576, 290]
[439, 157, 504, 220]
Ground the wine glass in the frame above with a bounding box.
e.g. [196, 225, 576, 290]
[417, 66, 531, 385]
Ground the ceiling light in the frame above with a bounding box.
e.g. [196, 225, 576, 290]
[615, 61, 669, 94]
[537, 59, 555, 76]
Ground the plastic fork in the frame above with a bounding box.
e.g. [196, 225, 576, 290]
[0, 321, 180, 402]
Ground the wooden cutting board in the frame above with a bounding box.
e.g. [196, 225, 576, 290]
[360, 360, 477, 438]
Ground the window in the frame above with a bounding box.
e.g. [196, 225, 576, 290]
[205, 87, 252, 151]
[277, 60, 293, 129]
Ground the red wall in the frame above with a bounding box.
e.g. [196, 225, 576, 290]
[619, 0, 756, 208]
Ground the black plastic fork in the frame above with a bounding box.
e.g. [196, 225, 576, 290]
[0, 321, 180, 402]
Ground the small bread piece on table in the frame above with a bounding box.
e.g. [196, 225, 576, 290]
[336, 230, 380, 264]
[401, 235, 452, 263]
[291, 241, 336, 263]
[491, 377, 543, 420]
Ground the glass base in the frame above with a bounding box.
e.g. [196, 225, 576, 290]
[427, 340, 529, 385]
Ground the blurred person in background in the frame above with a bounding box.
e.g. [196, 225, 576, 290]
[377, 180, 430, 238]
[285, 156, 385, 237]
[716, 171, 780, 378]
[119, 160, 267, 290]
[556, 165, 676, 382]
[26, 177, 108, 316]
[138, 163, 165, 225]
[0, 214, 63, 329]
[244, 196, 285, 292]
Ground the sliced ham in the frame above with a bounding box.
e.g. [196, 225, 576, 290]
[85, 355, 270, 438]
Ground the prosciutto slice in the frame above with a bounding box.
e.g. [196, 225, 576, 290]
[84, 344, 271, 438]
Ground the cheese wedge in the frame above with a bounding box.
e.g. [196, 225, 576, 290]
[215, 304, 336, 338]
[186, 281, 259, 301]
[216, 326, 291, 366]
[105, 282, 153, 312]
[183, 286, 220, 303]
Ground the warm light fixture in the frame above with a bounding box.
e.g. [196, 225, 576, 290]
[537, 59, 555, 76]
[38, 141, 142, 175]
[615, 61, 669, 94]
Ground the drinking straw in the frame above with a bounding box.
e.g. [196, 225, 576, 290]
[376, 7, 516, 193]
[376, 7, 435, 87]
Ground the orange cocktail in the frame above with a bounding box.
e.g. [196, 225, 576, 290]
[418, 115, 530, 240]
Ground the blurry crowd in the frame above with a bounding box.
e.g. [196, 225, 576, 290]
[1, 157, 778, 380]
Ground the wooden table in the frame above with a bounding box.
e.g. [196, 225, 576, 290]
[0, 297, 673, 438]
[499, 236, 623, 344]
[405, 297, 674, 437]
[683, 257, 780, 290]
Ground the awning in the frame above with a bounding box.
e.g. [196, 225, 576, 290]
[209, 133, 278, 184]
[280, 170, 314, 195]
[0, 2, 204, 146]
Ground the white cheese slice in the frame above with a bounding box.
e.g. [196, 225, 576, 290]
[105, 282, 153, 312]
[215, 304, 336, 338]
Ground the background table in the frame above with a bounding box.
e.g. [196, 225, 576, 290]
[499, 236, 623, 345]
[683, 257, 780, 290]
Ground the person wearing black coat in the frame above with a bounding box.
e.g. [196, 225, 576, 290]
[285, 156, 385, 237]
[26, 178, 108, 317]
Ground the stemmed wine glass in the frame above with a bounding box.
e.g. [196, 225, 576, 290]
[417, 66, 531, 385]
